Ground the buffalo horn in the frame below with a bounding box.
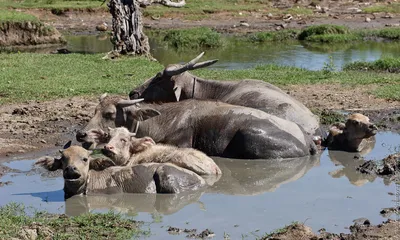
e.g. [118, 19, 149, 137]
[117, 98, 145, 107]
[164, 52, 218, 76]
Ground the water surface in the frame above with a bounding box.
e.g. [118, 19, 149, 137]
[3, 34, 400, 71]
[0, 131, 398, 239]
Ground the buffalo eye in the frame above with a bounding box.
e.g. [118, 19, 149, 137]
[120, 138, 127, 143]
[82, 158, 88, 162]
[103, 112, 116, 120]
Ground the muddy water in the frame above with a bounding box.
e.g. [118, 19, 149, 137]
[0, 131, 398, 239]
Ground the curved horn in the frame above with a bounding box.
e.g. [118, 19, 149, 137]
[117, 98, 144, 107]
[164, 52, 218, 76]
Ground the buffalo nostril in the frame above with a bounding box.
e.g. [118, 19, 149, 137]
[105, 145, 113, 150]
[370, 125, 378, 130]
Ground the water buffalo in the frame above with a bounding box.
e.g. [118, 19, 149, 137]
[76, 94, 317, 160]
[97, 127, 222, 176]
[322, 113, 378, 152]
[128, 52, 320, 136]
[35, 142, 206, 199]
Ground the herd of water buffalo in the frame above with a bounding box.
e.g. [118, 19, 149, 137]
[36, 52, 379, 199]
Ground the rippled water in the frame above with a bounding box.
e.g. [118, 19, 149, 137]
[0, 131, 398, 239]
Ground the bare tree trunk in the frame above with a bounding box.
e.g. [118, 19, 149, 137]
[108, 0, 150, 56]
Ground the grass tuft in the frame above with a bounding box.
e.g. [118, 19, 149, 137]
[299, 24, 350, 40]
[162, 27, 223, 49]
[344, 57, 400, 73]
[0, 9, 39, 22]
[248, 30, 300, 42]
[0, 202, 148, 239]
[363, 3, 400, 14]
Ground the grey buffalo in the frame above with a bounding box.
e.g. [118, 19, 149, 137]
[129, 52, 320, 136]
[76, 94, 317, 160]
[35, 143, 207, 199]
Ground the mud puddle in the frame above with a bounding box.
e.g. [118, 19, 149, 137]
[0, 131, 398, 239]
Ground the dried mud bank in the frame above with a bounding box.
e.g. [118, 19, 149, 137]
[260, 219, 400, 240]
[0, 21, 65, 47]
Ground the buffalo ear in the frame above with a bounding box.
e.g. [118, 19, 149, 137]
[130, 108, 161, 121]
[89, 158, 116, 171]
[35, 157, 62, 171]
[173, 86, 182, 101]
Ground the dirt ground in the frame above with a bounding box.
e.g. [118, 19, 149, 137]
[13, 0, 400, 34]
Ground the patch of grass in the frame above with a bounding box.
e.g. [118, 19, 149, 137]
[373, 84, 400, 101]
[0, 202, 148, 239]
[363, 3, 400, 14]
[344, 57, 400, 73]
[163, 27, 223, 49]
[248, 29, 300, 42]
[305, 33, 361, 43]
[311, 109, 345, 125]
[359, 28, 400, 40]
[0, 9, 39, 22]
[1, 53, 400, 104]
[0, 0, 106, 10]
[299, 24, 350, 41]
[0, 53, 163, 104]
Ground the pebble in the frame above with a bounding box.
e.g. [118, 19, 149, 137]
[239, 22, 250, 27]
[365, 17, 371, 22]
[40, 139, 47, 144]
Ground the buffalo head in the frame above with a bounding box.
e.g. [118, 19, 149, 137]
[129, 52, 218, 102]
[76, 93, 160, 149]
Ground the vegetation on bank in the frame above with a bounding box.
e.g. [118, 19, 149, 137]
[0, 53, 399, 104]
[0, 0, 106, 11]
[248, 25, 400, 43]
[162, 27, 223, 49]
[0, 202, 148, 239]
[344, 57, 400, 73]
[0, 9, 39, 22]
[362, 3, 400, 14]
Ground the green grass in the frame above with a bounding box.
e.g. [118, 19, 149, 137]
[0, 202, 148, 239]
[0, 53, 163, 104]
[363, 3, 400, 14]
[157, 27, 223, 49]
[248, 29, 300, 42]
[344, 57, 400, 73]
[0, 0, 106, 10]
[244, 24, 400, 43]
[0, 9, 38, 22]
[0, 53, 399, 104]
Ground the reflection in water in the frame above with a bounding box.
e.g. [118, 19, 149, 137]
[327, 139, 378, 187]
[65, 191, 205, 217]
[208, 155, 320, 195]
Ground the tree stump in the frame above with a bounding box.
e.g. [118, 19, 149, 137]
[108, 0, 150, 56]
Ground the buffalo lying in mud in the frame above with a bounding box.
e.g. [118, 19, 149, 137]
[93, 126, 222, 178]
[129, 52, 320, 136]
[76, 94, 318, 160]
[322, 113, 378, 152]
[35, 142, 207, 199]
